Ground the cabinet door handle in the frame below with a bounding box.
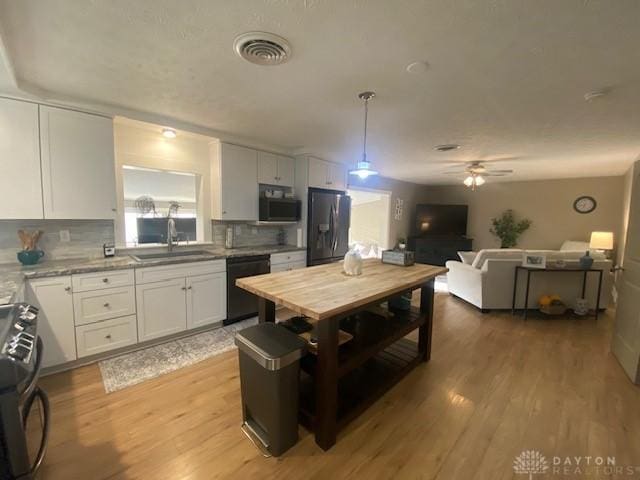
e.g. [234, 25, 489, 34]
[187, 286, 193, 290]
[103, 302, 110, 308]
[181, 286, 187, 291]
[111, 208, 117, 212]
[102, 278, 109, 283]
[105, 334, 112, 340]
[64, 286, 71, 292]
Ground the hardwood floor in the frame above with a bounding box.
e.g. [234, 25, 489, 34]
[31, 293, 640, 479]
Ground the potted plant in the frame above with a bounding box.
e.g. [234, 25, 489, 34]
[490, 209, 531, 248]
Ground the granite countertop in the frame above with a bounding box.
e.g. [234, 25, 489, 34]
[0, 245, 306, 305]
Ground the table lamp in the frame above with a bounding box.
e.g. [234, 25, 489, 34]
[590, 231, 614, 258]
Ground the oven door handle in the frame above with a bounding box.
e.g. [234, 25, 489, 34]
[21, 386, 50, 475]
[22, 337, 43, 400]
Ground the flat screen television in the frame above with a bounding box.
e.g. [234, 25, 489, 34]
[414, 204, 468, 236]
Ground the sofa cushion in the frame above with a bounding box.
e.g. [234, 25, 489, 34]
[522, 249, 606, 261]
[471, 249, 524, 269]
[457, 251, 477, 265]
[560, 240, 590, 251]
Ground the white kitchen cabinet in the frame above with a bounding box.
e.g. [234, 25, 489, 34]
[72, 286, 136, 326]
[0, 98, 43, 219]
[211, 142, 258, 220]
[308, 157, 346, 191]
[186, 272, 226, 329]
[270, 262, 289, 273]
[308, 157, 329, 189]
[40, 106, 116, 219]
[136, 278, 187, 342]
[328, 161, 347, 191]
[270, 251, 307, 273]
[75, 315, 137, 358]
[26, 276, 77, 368]
[72, 269, 134, 292]
[258, 151, 295, 187]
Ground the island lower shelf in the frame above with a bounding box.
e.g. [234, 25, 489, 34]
[299, 337, 421, 431]
[297, 305, 426, 433]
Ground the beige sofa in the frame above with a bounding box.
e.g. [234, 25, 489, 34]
[446, 244, 612, 311]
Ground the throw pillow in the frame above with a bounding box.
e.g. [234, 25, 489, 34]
[457, 251, 477, 265]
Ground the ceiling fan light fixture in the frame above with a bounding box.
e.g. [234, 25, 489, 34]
[475, 175, 485, 186]
[349, 91, 379, 180]
[463, 176, 474, 187]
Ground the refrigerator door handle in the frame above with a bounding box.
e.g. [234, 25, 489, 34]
[332, 204, 339, 253]
[329, 204, 335, 253]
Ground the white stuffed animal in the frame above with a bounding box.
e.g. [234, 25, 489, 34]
[343, 248, 363, 276]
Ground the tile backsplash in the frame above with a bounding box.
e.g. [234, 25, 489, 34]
[211, 221, 297, 248]
[0, 220, 114, 264]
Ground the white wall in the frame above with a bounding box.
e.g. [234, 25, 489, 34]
[423, 176, 625, 254]
[113, 120, 215, 245]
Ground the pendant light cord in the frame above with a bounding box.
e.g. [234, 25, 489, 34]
[362, 97, 368, 162]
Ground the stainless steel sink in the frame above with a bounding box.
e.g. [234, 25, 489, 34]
[131, 250, 214, 261]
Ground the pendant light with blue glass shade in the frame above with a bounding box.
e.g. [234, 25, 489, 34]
[349, 91, 379, 180]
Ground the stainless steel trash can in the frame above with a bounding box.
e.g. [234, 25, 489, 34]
[235, 323, 306, 456]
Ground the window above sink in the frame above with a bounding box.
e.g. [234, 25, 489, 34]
[122, 166, 200, 248]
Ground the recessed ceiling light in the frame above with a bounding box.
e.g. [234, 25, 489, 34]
[434, 144, 460, 152]
[406, 61, 429, 74]
[162, 128, 177, 139]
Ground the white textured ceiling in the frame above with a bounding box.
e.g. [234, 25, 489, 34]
[0, 0, 639, 184]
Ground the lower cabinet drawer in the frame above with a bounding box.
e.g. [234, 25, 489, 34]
[73, 286, 136, 326]
[271, 250, 306, 266]
[289, 261, 306, 271]
[76, 315, 138, 358]
[270, 261, 307, 273]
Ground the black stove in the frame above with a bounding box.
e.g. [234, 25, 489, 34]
[0, 303, 49, 480]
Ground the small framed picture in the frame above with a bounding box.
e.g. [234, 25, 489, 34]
[523, 253, 546, 269]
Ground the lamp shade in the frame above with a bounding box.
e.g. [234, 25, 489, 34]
[589, 231, 613, 250]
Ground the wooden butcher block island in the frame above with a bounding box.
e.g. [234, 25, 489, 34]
[237, 259, 447, 450]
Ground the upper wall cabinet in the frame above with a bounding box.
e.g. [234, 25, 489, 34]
[308, 157, 347, 191]
[0, 98, 44, 219]
[40, 106, 116, 219]
[257, 151, 295, 187]
[211, 142, 258, 221]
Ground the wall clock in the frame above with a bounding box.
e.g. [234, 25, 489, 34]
[573, 196, 597, 214]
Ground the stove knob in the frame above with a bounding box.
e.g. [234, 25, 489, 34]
[19, 312, 36, 322]
[8, 345, 30, 361]
[21, 304, 38, 315]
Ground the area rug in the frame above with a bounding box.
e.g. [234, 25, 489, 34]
[99, 317, 258, 393]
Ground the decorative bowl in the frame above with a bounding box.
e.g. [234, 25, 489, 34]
[17, 249, 44, 266]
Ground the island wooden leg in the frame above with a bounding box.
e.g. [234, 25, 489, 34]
[258, 298, 275, 323]
[418, 279, 435, 362]
[314, 315, 339, 450]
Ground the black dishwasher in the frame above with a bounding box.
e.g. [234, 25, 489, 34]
[225, 255, 271, 325]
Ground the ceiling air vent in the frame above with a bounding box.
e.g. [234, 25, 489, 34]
[233, 32, 291, 66]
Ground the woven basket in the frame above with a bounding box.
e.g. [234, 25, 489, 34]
[540, 303, 567, 315]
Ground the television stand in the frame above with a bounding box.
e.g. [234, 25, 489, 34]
[408, 236, 473, 266]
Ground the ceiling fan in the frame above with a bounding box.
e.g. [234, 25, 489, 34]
[442, 161, 514, 190]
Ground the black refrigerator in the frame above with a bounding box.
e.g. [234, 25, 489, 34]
[307, 188, 351, 266]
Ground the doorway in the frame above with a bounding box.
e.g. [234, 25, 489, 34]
[347, 187, 392, 258]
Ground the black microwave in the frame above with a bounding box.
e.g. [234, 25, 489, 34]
[259, 197, 301, 222]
